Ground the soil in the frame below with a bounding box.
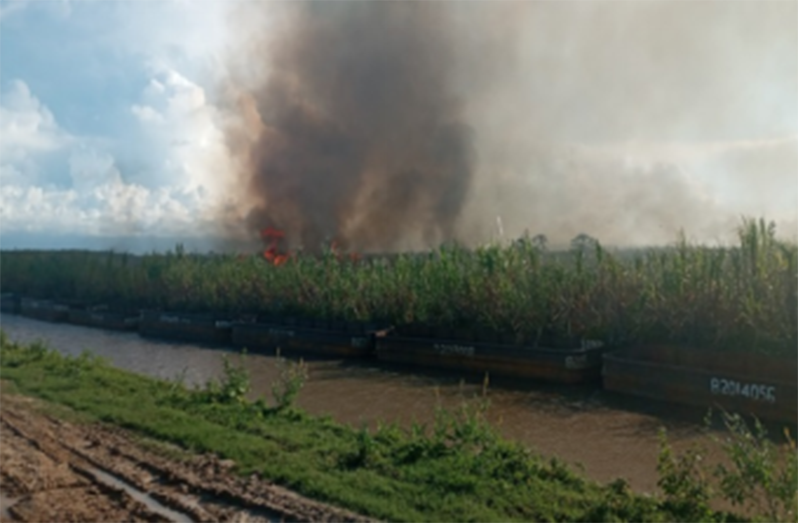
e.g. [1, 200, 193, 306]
[0, 394, 374, 523]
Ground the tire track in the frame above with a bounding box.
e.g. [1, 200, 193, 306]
[0, 395, 375, 522]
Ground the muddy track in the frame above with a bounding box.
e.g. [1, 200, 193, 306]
[0, 395, 375, 523]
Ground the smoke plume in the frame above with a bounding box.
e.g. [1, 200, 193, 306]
[224, 2, 474, 252]
[220, 1, 797, 251]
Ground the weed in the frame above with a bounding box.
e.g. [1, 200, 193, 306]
[709, 412, 798, 523]
[657, 411, 798, 523]
[0, 334, 51, 367]
[657, 428, 715, 521]
[201, 352, 251, 404]
[166, 367, 190, 402]
[270, 349, 308, 410]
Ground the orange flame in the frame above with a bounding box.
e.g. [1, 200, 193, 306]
[258, 228, 360, 265]
[260, 227, 290, 266]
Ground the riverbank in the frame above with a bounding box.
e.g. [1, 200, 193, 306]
[0, 312, 751, 495]
[0, 392, 370, 523]
[0, 332, 757, 522]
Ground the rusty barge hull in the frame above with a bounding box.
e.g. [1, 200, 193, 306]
[603, 346, 797, 424]
[375, 335, 606, 384]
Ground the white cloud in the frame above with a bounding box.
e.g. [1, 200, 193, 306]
[69, 148, 122, 190]
[0, 80, 69, 159]
[130, 104, 165, 124]
[131, 64, 237, 205]
[0, 81, 226, 238]
[0, 144, 214, 237]
[0, 181, 210, 237]
[0, 2, 246, 245]
[144, 78, 166, 97]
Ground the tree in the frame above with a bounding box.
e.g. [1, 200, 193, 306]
[570, 233, 597, 252]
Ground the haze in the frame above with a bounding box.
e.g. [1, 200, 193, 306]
[1, 0, 795, 252]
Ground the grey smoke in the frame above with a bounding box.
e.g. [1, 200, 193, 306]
[220, 1, 797, 250]
[223, 2, 474, 252]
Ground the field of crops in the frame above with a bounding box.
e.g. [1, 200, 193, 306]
[1, 218, 795, 356]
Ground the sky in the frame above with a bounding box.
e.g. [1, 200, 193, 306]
[1, 0, 796, 251]
[1, 0, 237, 251]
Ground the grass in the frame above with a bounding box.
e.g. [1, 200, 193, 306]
[0, 332, 751, 522]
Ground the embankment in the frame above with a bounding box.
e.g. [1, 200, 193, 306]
[1, 333, 778, 522]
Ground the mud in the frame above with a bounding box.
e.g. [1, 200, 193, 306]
[0, 394, 372, 523]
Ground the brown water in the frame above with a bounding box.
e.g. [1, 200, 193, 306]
[0, 313, 742, 495]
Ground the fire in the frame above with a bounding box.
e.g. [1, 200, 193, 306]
[328, 239, 362, 264]
[260, 227, 290, 266]
[258, 227, 361, 266]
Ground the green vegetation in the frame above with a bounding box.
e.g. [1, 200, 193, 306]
[0, 333, 760, 522]
[657, 413, 797, 523]
[1, 217, 795, 355]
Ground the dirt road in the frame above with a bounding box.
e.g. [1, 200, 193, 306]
[0, 394, 373, 523]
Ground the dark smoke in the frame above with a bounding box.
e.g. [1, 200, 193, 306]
[226, 2, 475, 253]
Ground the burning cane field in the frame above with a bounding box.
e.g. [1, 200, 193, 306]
[1, 2, 797, 522]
